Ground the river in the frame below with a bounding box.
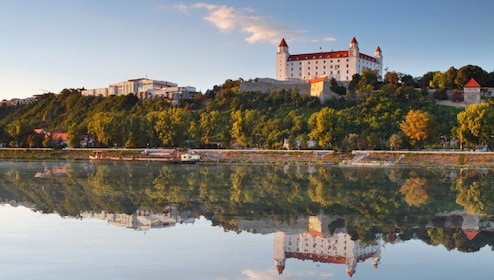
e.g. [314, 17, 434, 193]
[0, 160, 493, 279]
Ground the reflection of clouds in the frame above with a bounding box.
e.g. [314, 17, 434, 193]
[242, 269, 278, 280]
[241, 268, 333, 279]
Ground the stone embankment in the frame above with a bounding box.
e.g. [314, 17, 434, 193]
[1, 148, 494, 167]
[197, 149, 494, 167]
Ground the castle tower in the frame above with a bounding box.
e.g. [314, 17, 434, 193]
[349, 37, 359, 57]
[273, 231, 286, 274]
[374, 46, 383, 77]
[276, 38, 289, 80]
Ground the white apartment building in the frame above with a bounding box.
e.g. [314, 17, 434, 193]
[276, 37, 383, 83]
[81, 78, 197, 102]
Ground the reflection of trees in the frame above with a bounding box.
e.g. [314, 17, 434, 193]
[400, 173, 429, 207]
[2, 162, 494, 251]
[453, 169, 494, 214]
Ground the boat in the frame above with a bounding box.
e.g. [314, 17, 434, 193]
[89, 148, 201, 163]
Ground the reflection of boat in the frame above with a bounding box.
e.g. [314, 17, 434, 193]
[89, 148, 201, 163]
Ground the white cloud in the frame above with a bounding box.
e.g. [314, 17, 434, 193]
[323, 36, 337, 42]
[177, 3, 300, 45]
[174, 4, 189, 13]
[241, 269, 278, 280]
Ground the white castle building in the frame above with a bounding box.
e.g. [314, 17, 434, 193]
[276, 37, 383, 83]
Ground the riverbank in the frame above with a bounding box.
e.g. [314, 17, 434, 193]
[1, 148, 494, 167]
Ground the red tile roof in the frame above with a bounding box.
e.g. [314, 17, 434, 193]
[463, 230, 479, 240]
[288, 50, 349, 61]
[51, 132, 68, 141]
[464, 78, 481, 87]
[351, 37, 358, 44]
[376, 46, 382, 52]
[279, 38, 288, 47]
[310, 76, 327, 84]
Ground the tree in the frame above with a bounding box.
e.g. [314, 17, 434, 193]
[231, 109, 261, 148]
[444, 66, 458, 89]
[389, 133, 403, 150]
[454, 103, 494, 149]
[148, 107, 191, 147]
[199, 110, 222, 146]
[6, 119, 33, 147]
[429, 71, 446, 89]
[454, 65, 488, 89]
[400, 110, 438, 147]
[419, 71, 435, 88]
[87, 112, 123, 147]
[308, 107, 343, 148]
[385, 71, 399, 85]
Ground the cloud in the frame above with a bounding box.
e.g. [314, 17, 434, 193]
[174, 4, 189, 13]
[175, 2, 301, 45]
[241, 269, 278, 280]
[323, 36, 337, 42]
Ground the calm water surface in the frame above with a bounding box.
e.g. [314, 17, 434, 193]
[0, 160, 493, 279]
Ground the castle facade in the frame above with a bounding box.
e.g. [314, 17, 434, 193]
[276, 37, 383, 83]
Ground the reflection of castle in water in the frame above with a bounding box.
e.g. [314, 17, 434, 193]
[273, 216, 381, 277]
[80, 207, 196, 230]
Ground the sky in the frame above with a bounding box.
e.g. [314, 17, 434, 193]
[1, 0, 493, 100]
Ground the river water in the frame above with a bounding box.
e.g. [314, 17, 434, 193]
[0, 160, 493, 279]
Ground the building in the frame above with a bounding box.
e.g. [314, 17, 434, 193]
[81, 78, 197, 103]
[276, 37, 383, 83]
[463, 78, 481, 105]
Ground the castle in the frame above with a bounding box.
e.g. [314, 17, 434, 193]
[276, 37, 383, 83]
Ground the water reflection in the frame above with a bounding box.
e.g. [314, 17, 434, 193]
[1, 161, 494, 278]
[273, 216, 381, 277]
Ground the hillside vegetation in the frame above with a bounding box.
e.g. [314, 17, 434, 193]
[2, 65, 494, 151]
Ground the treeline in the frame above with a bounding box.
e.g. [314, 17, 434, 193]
[1, 64, 494, 150]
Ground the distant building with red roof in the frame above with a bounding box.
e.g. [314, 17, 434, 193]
[276, 37, 383, 84]
[463, 78, 481, 104]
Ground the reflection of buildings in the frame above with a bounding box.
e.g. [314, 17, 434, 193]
[430, 211, 494, 240]
[80, 208, 195, 231]
[273, 216, 381, 277]
[34, 165, 67, 178]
